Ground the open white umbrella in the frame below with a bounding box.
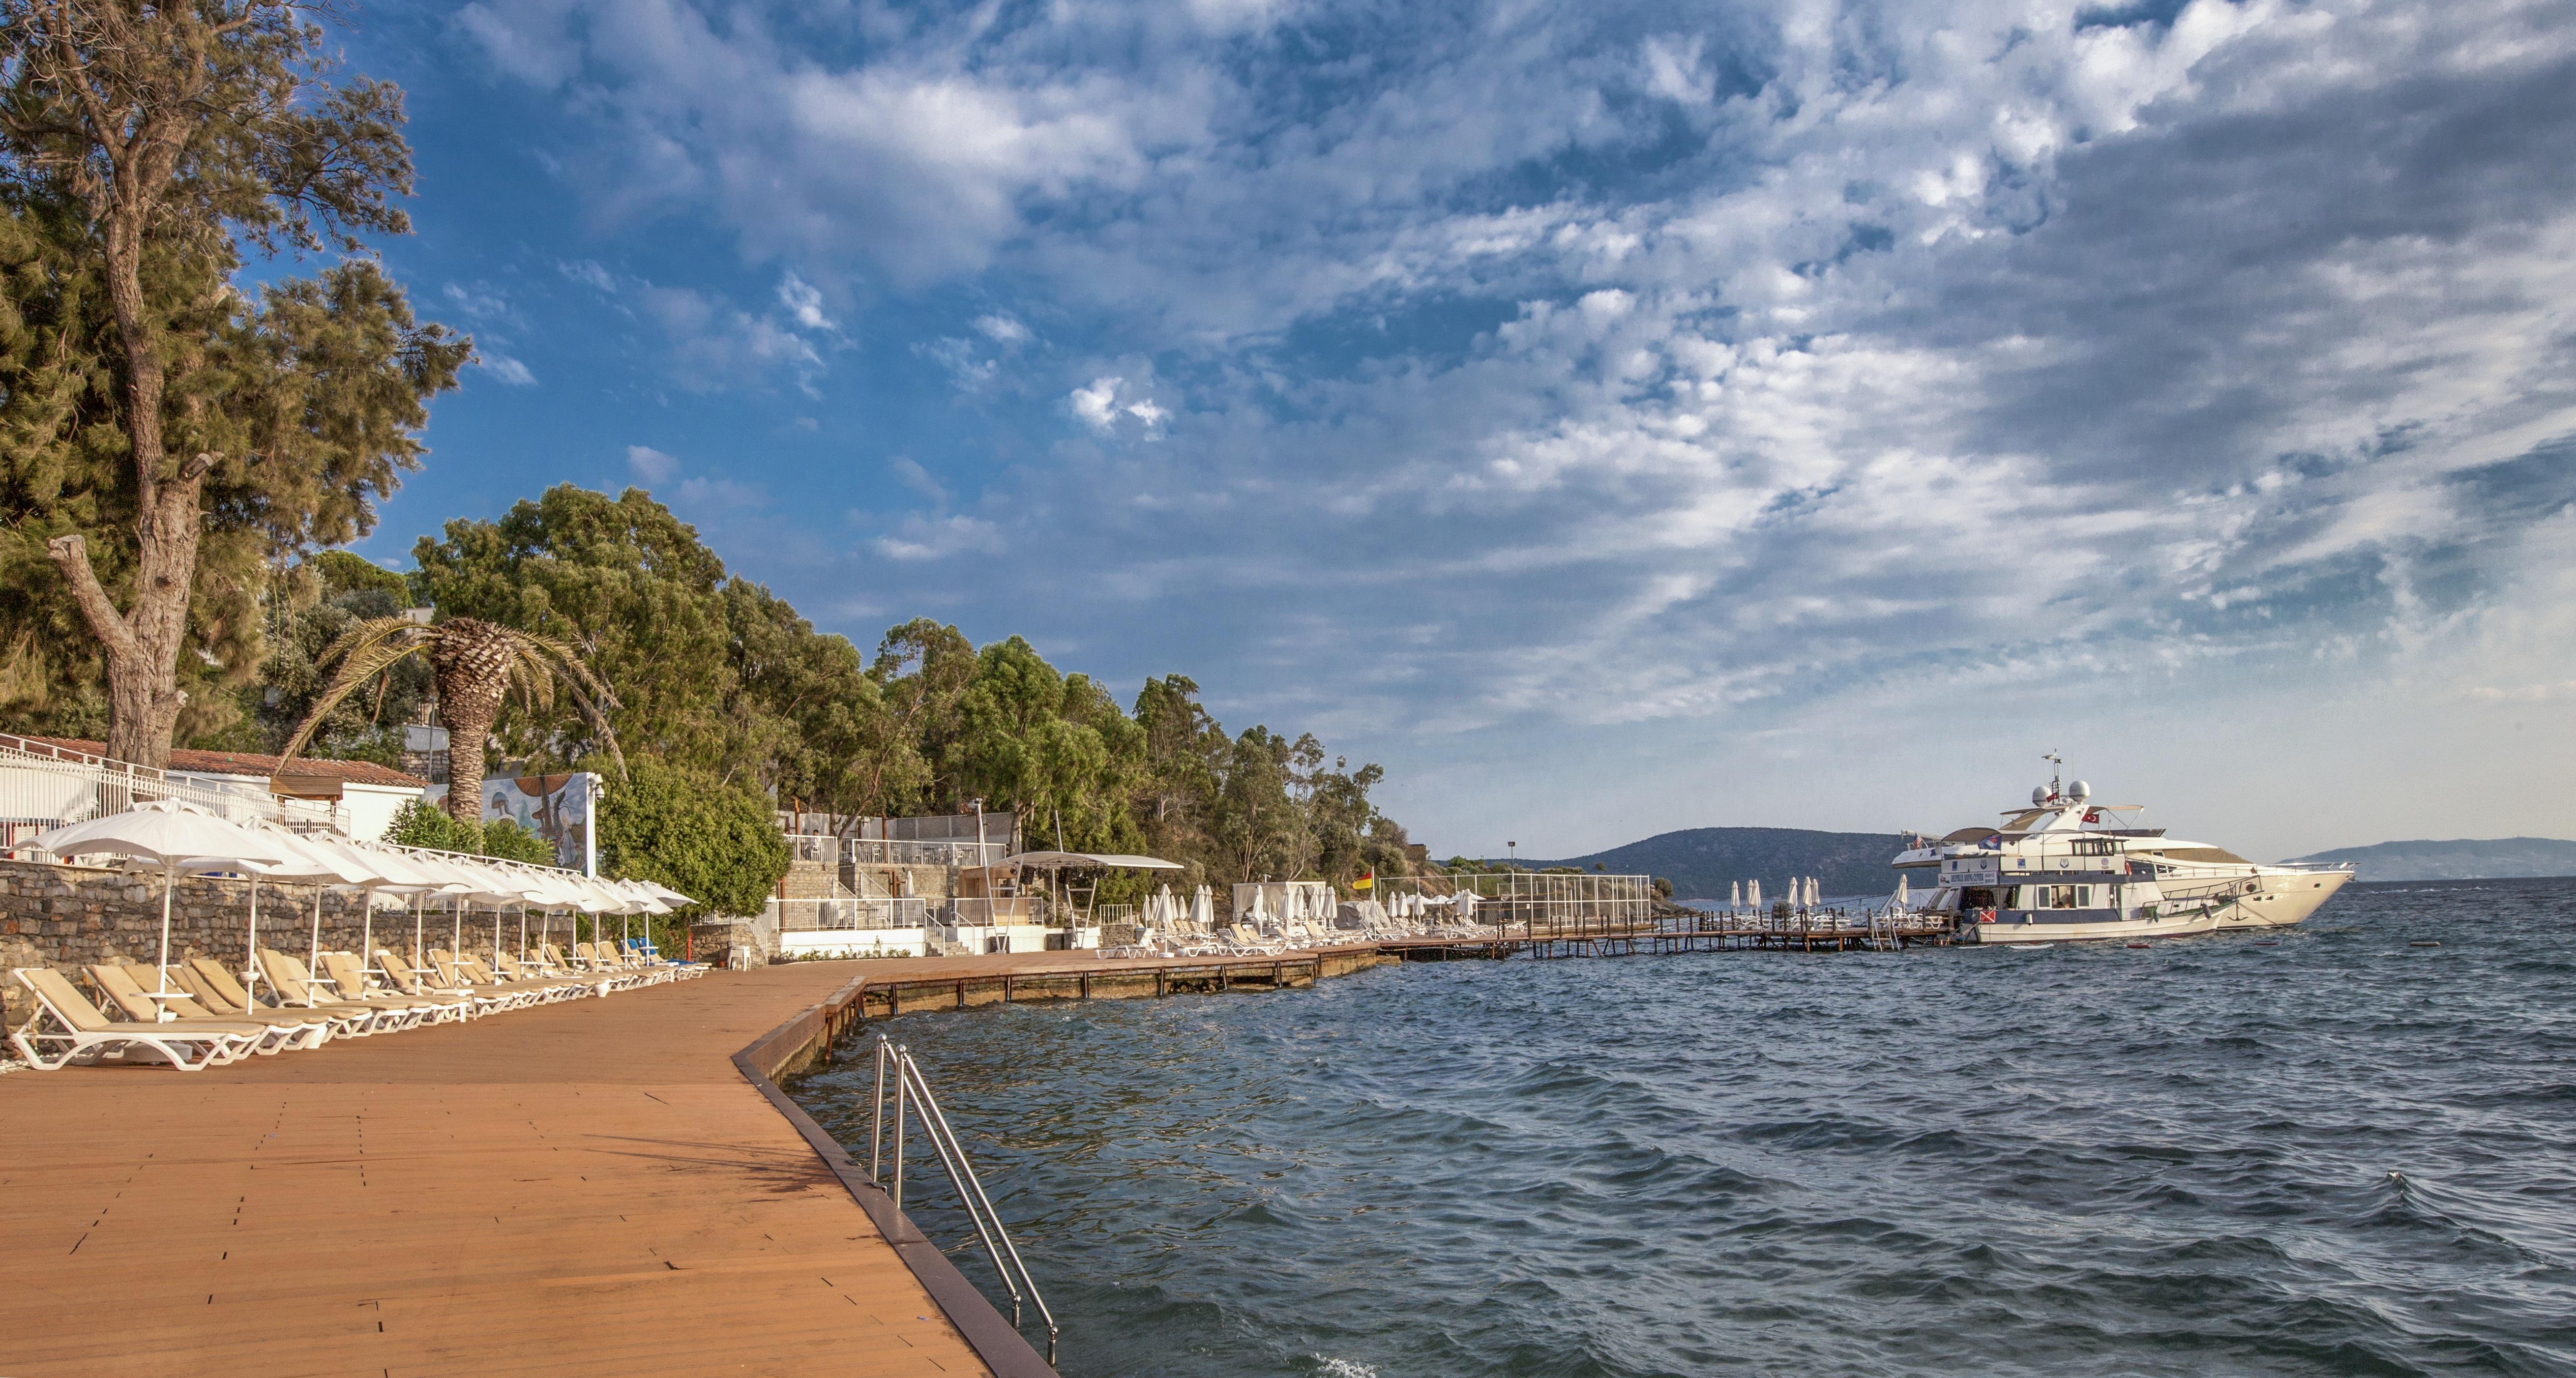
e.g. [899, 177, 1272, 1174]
[199, 823, 388, 1002]
[321, 838, 445, 977]
[33, 802, 287, 1004]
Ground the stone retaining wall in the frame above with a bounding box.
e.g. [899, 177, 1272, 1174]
[0, 859, 607, 1029]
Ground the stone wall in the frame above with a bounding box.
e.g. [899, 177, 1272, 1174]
[0, 859, 602, 1030]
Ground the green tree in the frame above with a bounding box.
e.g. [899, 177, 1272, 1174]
[282, 615, 622, 823]
[593, 756, 789, 920]
[413, 485, 901, 814]
[867, 616, 974, 811]
[250, 553, 428, 763]
[0, 1, 465, 765]
[946, 636, 1145, 859]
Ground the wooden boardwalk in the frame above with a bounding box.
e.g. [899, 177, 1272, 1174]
[0, 963, 1002, 1378]
[0, 926, 1934, 1377]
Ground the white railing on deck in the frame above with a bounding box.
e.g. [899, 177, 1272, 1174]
[766, 895, 931, 931]
[777, 832, 1011, 869]
[0, 732, 344, 850]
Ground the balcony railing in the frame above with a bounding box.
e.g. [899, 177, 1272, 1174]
[0, 732, 344, 852]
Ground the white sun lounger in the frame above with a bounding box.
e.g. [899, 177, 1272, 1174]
[9, 967, 269, 1071]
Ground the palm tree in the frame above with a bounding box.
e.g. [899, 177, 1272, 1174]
[281, 615, 624, 823]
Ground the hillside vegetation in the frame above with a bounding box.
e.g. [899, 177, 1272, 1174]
[2283, 838, 2576, 882]
[1529, 826, 1911, 902]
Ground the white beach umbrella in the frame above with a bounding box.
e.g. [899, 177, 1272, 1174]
[337, 839, 453, 984]
[204, 824, 392, 1001]
[1748, 879, 1762, 907]
[33, 802, 288, 1001]
[1892, 873, 1910, 912]
[1729, 881, 1742, 909]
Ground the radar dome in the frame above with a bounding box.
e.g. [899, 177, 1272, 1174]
[2031, 785, 2050, 806]
[2069, 780, 2093, 802]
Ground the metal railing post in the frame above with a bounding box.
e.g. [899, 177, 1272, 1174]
[890, 1043, 908, 1210]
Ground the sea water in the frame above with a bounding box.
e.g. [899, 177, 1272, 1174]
[791, 879, 2576, 1377]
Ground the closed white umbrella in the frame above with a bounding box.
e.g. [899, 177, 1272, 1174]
[33, 802, 287, 1003]
[1730, 881, 1741, 909]
[1748, 879, 1761, 908]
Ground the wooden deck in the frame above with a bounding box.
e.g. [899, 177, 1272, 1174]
[0, 963, 1003, 1378]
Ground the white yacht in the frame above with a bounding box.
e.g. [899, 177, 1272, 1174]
[1892, 758, 2353, 944]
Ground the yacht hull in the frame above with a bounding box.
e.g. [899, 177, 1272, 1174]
[1969, 870, 2350, 944]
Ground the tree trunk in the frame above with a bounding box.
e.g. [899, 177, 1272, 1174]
[429, 619, 519, 825]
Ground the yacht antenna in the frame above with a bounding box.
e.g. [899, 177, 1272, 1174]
[2043, 750, 2063, 800]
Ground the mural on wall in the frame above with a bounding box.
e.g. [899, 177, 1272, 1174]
[481, 772, 597, 873]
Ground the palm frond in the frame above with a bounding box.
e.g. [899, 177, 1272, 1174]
[280, 625, 428, 764]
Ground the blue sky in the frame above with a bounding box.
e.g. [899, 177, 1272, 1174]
[324, 0, 2576, 861]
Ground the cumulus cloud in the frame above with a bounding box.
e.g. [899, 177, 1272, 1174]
[626, 444, 680, 483]
[1068, 375, 1169, 437]
[460, 0, 2576, 848]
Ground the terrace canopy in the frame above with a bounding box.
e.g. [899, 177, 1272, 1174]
[997, 852, 1183, 870]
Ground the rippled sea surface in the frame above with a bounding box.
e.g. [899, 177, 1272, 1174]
[791, 879, 2576, 1378]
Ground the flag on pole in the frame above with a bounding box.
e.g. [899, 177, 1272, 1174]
[1352, 870, 1374, 891]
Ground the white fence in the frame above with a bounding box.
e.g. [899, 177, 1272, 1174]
[0, 732, 344, 850]
[766, 895, 933, 932]
[781, 832, 1011, 869]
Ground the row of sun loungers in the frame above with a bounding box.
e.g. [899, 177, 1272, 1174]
[8, 940, 705, 1072]
[1101, 913, 1501, 959]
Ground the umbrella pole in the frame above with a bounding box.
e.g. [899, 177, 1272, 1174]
[361, 887, 375, 975]
[155, 864, 176, 1003]
[451, 896, 462, 963]
[244, 876, 261, 998]
[307, 882, 325, 1006]
[413, 893, 425, 971]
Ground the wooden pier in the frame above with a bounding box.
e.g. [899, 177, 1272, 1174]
[1373, 909, 1958, 961]
[0, 924, 1948, 1377]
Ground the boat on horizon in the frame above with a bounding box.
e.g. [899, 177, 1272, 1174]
[1890, 758, 2353, 945]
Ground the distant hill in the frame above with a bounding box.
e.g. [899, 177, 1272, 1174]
[1524, 827, 1911, 902]
[2282, 837, 2576, 882]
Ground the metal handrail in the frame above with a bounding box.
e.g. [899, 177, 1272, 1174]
[868, 1036, 1059, 1364]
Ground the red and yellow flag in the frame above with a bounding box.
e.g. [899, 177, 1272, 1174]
[1352, 869, 1374, 891]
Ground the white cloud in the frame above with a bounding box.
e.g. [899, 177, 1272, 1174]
[888, 456, 950, 503]
[443, 282, 514, 321]
[559, 259, 618, 293]
[639, 284, 826, 392]
[454, 0, 2576, 854]
[974, 313, 1032, 345]
[477, 353, 537, 387]
[1070, 377, 1123, 430]
[777, 271, 837, 332]
[874, 513, 1005, 561]
[625, 444, 680, 483]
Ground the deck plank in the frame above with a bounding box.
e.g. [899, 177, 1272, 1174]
[0, 963, 992, 1378]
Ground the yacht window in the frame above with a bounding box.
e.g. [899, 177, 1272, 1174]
[2002, 886, 2023, 909]
[2051, 886, 2078, 909]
